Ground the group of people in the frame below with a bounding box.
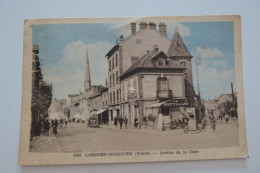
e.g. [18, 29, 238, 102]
[42, 119, 68, 136]
[208, 112, 231, 133]
[112, 116, 143, 130]
[114, 116, 128, 129]
[218, 113, 230, 124]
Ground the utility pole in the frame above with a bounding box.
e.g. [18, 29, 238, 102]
[196, 52, 201, 122]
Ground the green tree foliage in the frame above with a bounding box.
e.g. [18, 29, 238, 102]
[31, 81, 52, 114]
[217, 98, 237, 117]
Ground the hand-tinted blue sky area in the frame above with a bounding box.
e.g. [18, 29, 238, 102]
[32, 21, 235, 100]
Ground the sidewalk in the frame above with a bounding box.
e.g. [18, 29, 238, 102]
[29, 134, 62, 152]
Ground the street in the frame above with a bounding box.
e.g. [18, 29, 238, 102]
[31, 120, 239, 153]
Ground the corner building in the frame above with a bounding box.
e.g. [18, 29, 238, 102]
[106, 22, 195, 126]
[106, 22, 172, 122]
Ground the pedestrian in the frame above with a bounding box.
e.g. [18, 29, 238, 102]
[64, 120, 67, 128]
[134, 116, 138, 128]
[210, 116, 216, 132]
[45, 119, 50, 135]
[119, 116, 123, 130]
[114, 117, 118, 128]
[182, 116, 189, 133]
[60, 119, 63, 127]
[224, 113, 229, 124]
[52, 119, 58, 135]
[219, 113, 223, 123]
[124, 116, 128, 129]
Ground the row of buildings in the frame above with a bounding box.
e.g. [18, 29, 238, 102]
[65, 22, 199, 128]
[204, 92, 237, 119]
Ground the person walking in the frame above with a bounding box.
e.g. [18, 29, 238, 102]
[134, 116, 138, 128]
[224, 113, 229, 124]
[124, 116, 128, 129]
[114, 117, 118, 128]
[182, 116, 189, 133]
[64, 120, 68, 128]
[219, 113, 223, 123]
[119, 116, 123, 130]
[210, 116, 216, 132]
[45, 119, 50, 135]
[52, 119, 58, 135]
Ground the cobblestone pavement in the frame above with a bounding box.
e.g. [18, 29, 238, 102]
[30, 119, 239, 153]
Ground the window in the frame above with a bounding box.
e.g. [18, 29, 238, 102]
[122, 83, 125, 100]
[116, 54, 118, 66]
[127, 81, 130, 93]
[158, 58, 165, 66]
[110, 75, 112, 87]
[133, 79, 137, 95]
[133, 79, 137, 90]
[180, 61, 186, 67]
[157, 77, 168, 90]
[117, 90, 119, 103]
[113, 73, 115, 86]
[110, 92, 112, 104]
[113, 91, 115, 104]
[112, 56, 114, 69]
[109, 59, 111, 71]
[116, 71, 118, 84]
[119, 89, 121, 102]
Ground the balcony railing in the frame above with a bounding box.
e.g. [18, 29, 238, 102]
[157, 89, 172, 99]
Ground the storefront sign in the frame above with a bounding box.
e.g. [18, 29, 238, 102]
[163, 99, 189, 107]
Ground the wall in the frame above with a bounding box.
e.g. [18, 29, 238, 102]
[120, 28, 171, 74]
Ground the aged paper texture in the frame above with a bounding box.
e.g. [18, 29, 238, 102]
[19, 15, 248, 165]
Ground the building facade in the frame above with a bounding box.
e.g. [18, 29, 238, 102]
[66, 50, 109, 123]
[106, 22, 176, 121]
[105, 22, 195, 127]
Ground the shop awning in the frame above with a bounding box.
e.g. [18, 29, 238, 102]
[89, 111, 97, 115]
[95, 109, 107, 114]
[146, 100, 169, 108]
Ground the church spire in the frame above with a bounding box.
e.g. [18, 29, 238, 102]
[85, 47, 91, 92]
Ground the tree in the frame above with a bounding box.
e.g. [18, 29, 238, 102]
[31, 80, 52, 137]
[218, 99, 237, 117]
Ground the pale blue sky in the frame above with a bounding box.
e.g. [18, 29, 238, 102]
[32, 21, 235, 99]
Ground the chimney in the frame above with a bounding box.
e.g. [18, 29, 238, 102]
[153, 45, 159, 51]
[149, 22, 156, 30]
[130, 23, 136, 36]
[159, 22, 166, 37]
[119, 35, 124, 42]
[139, 22, 148, 30]
[33, 45, 39, 54]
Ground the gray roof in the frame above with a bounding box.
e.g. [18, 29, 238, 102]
[167, 32, 192, 57]
[120, 48, 185, 78]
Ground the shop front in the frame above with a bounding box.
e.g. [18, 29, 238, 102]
[108, 105, 120, 125]
[145, 98, 196, 131]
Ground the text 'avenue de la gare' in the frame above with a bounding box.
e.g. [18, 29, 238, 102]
[73, 150, 199, 157]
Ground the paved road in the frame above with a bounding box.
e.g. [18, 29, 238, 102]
[48, 122, 240, 153]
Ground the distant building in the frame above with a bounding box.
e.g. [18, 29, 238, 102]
[66, 49, 108, 123]
[204, 99, 219, 118]
[217, 94, 233, 104]
[48, 99, 67, 113]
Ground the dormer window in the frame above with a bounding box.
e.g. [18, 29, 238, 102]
[180, 61, 186, 67]
[158, 58, 166, 66]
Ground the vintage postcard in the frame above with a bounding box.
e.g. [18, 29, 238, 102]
[19, 15, 248, 165]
